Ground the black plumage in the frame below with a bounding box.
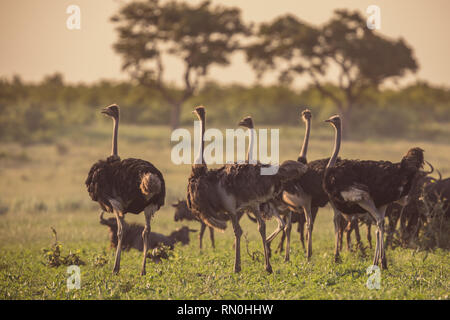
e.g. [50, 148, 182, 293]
[187, 106, 307, 273]
[323, 114, 425, 269]
[323, 153, 424, 214]
[86, 157, 165, 215]
[187, 165, 229, 230]
[85, 104, 165, 275]
[284, 157, 339, 208]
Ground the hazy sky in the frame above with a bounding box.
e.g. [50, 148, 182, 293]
[1, 0, 449, 87]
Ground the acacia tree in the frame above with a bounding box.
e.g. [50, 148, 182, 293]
[112, 0, 248, 129]
[246, 9, 418, 137]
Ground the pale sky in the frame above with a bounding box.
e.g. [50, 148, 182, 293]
[1, 0, 449, 87]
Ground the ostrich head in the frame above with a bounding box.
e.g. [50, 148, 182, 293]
[325, 115, 341, 128]
[238, 116, 254, 129]
[301, 109, 312, 122]
[101, 104, 120, 119]
[193, 106, 205, 120]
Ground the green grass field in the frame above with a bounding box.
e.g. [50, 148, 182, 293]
[0, 122, 449, 299]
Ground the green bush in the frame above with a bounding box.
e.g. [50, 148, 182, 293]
[0, 75, 449, 143]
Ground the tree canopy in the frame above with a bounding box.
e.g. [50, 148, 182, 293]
[111, 0, 248, 128]
[246, 9, 418, 136]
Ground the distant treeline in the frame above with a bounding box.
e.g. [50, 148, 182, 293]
[1, 73, 449, 143]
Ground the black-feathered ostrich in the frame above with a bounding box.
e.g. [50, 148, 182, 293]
[85, 104, 165, 275]
[323, 115, 424, 269]
[187, 106, 307, 273]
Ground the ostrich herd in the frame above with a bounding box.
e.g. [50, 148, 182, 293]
[86, 103, 446, 276]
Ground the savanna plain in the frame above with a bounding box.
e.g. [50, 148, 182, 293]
[0, 121, 449, 300]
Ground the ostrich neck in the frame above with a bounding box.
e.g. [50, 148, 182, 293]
[194, 116, 206, 165]
[247, 128, 256, 163]
[111, 117, 119, 156]
[326, 124, 341, 168]
[298, 118, 311, 161]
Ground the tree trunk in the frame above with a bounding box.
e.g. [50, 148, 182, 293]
[170, 103, 182, 130]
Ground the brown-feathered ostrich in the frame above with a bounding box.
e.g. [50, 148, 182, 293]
[85, 104, 165, 275]
[187, 106, 307, 273]
[238, 115, 300, 262]
[281, 109, 332, 260]
[323, 115, 424, 269]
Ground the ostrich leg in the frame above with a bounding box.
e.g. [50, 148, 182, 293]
[357, 200, 388, 269]
[354, 221, 362, 249]
[345, 220, 353, 251]
[266, 212, 286, 258]
[298, 219, 306, 252]
[230, 215, 243, 273]
[110, 200, 125, 275]
[141, 204, 157, 276]
[209, 227, 215, 249]
[266, 213, 286, 243]
[367, 223, 373, 249]
[304, 201, 313, 260]
[254, 207, 273, 274]
[331, 203, 343, 263]
[284, 211, 292, 262]
[276, 228, 286, 254]
[199, 223, 206, 249]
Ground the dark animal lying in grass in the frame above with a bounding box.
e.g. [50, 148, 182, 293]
[100, 211, 197, 251]
[172, 199, 215, 249]
[172, 199, 257, 249]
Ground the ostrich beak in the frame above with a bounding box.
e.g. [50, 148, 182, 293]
[324, 119, 331, 123]
[101, 108, 109, 115]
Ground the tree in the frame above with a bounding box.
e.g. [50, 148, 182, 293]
[111, 0, 248, 129]
[246, 9, 418, 137]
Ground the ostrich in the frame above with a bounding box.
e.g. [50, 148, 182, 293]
[187, 106, 307, 273]
[85, 104, 165, 275]
[334, 162, 434, 255]
[238, 115, 301, 262]
[282, 109, 331, 260]
[322, 115, 424, 269]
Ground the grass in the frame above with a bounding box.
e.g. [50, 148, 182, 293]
[0, 122, 449, 300]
